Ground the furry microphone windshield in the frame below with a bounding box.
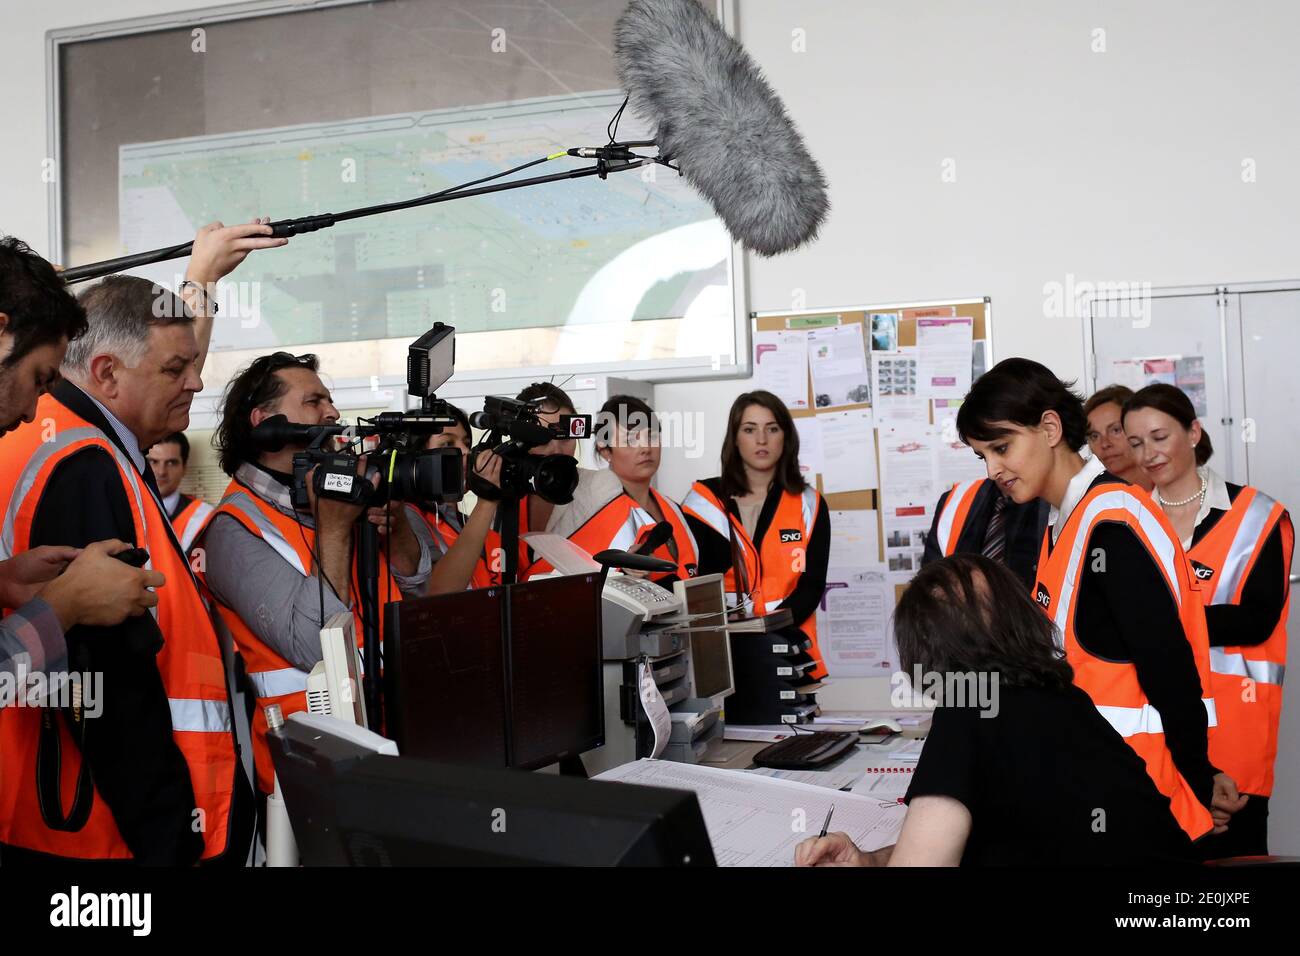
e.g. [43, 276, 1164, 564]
[614, 0, 831, 257]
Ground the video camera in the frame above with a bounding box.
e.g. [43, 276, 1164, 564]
[250, 323, 465, 511]
[466, 395, 592, 504]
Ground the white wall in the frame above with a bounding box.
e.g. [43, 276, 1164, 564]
[4, 0, 1298, 848]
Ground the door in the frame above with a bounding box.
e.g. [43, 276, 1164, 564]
[1088, 290, 1239, 481]
[1233, 289, 1300, 854]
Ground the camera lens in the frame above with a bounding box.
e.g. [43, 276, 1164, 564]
[531, 453, 578, 505]
[392, 447, 462, 503]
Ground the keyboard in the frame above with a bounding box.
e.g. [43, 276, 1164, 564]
[751, 731, 859, 770]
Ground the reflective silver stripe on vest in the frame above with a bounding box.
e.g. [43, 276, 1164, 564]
[800, 486, 819, 535]
[1209, 647, 1285, 686]
[682, 487, 729, 539]
[935, 480, 980, 556]
[1210, 491, 1280, 606]
[661, 495, 700, 557]
[1049, 489, 1184, 639]
[1095, 697, 1217, 737]
[178, 500, 215, 552]
[217, 491, 309, 575]
[0, 426, 149, 562]
[247, 667, 311, 698]
[169, 697, 232, 733]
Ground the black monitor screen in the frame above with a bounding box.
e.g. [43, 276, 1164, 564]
[505, 573, 604, 769]
[385, 588, 508, 768]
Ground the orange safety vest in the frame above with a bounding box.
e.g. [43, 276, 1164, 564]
[526, 487, 700, 584]
[933, 479, 986, 556]
[1034, 480, 1216, 840]
[680, 481, 761, 609]
[415, 506, 500, 589]
[1187, 487, 1293, 797]
[682, 481, 827, 679]
[196, 477, 402, 793]
[172, 496, 215, 553]
[0, 395, 237, 860]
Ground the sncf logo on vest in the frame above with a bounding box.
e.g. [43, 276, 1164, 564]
[1190, 560, 1216, 582]
[49, 886, 151, 936]
[779, 528, 803, 543]
[1035, 583, 1052, 608]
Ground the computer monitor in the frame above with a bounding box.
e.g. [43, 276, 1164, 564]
[505, 572, 605, 769]
[268, 712, 398, 866]
[384, 587, 509, 767]
[673, 573, 735, 700]
[329, 752, 716, 866]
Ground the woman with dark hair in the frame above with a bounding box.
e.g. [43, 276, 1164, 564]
[527, 394, 699, 587]
[795, 555, 1196, 866]
[1124, 384, 1293, 857]
[1084, 384, 1152, 492]
[953, 358, 1235, 843]
[400, 403, 505, 594]
[681, 390, 831, 678]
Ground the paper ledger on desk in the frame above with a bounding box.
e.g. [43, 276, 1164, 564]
[595, 760, 907, 867]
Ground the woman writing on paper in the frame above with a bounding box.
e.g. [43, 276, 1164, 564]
[795, 554, 1197, 866]
[527, 395, 699, 588]
[681, 390, 831, 678]
[1123, 383, 1292, 857]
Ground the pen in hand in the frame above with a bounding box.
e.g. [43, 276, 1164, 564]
[818, 804, 835, 838]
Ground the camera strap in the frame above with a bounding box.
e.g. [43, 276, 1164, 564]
[36, 685, 94, 833]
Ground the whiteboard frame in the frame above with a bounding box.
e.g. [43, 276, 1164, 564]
[45, 0, 751, 386]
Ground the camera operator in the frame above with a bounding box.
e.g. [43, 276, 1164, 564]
[199, 351, 432, 796]
[394, 402, 505, 594]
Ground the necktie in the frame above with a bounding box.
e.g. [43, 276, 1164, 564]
[982, 493, 1009, 563]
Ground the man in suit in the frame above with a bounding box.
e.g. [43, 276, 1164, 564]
[921, 478, 1050, 588]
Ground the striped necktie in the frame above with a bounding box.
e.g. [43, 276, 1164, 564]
[982, 493, 1009, 563]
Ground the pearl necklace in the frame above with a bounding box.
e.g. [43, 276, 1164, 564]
[1156, 473, 1207, 509]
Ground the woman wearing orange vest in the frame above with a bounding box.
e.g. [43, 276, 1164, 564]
[681, 390, 830, 679]
[529, 394, 699, 586]
[400, 402, 506, 593]
[1124, 383, 1292, 857]
[955, 358, 1237, 842]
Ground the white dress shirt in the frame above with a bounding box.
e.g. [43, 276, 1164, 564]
[1049, 454, 1106, 545]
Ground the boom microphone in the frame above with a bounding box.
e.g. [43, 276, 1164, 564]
[614, 0, 830, 256]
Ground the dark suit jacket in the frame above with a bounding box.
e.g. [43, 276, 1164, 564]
[921, 479, 1050, 588]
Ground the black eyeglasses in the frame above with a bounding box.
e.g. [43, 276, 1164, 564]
[241, 351, 317, 412]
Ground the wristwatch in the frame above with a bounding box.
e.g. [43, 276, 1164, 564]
[178, 279, 218, 314]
